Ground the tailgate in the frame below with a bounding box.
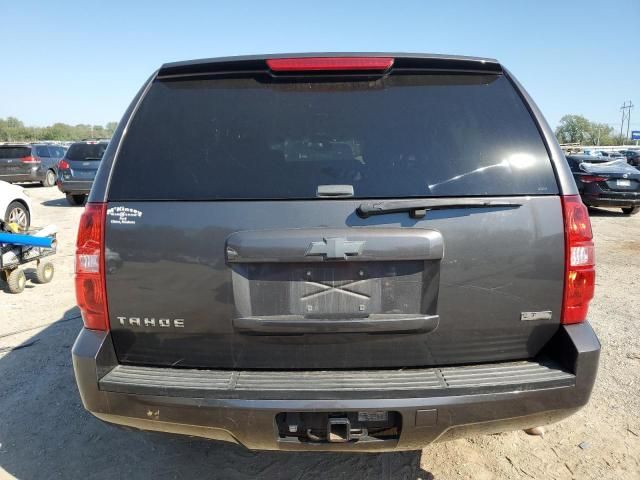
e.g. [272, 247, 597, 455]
[67, 159, 100, 180]
[105, 197, 564, 369]
[64, 142, 107, 179]
[604, 176, 640, 192]
[0, 146, 33, 176]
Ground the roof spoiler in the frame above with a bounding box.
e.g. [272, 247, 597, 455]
[158, 53, 502, 78]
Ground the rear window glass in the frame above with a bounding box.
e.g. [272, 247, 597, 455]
[35, 146, 51, 157]
[0, 146, 31, 159]
[109, 74, 557, 200]
[66, 143, 107, 161]
[49, 146, 66, 157]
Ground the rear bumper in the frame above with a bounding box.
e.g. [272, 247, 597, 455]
[582, 192, 640, 208]
[57, 179, 93, 195]
[72, 323, 600, 452]
[1, 168, 42, 183]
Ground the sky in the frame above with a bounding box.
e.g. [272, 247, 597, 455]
[0, 0, 638, 131]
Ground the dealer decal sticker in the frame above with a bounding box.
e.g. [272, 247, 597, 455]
[107, 206, 143, 225]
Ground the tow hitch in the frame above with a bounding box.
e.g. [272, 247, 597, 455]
[276, 411, 400, 444]
[327, 417, 367, 443]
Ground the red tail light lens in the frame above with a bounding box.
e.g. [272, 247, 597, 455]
[267, 57, 394, 72]
[21, 155, 40, 164]
[579, 175, 606, 183]
[561, 195, 595, 324]
[58, 159, 70, 170]
[75, 203, 109, 330]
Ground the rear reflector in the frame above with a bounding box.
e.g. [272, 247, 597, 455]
[267, 57, 394, 72]
[561, 195, 595, 324]
[75, 203, 109, 331]
[21, 155, 40, 164]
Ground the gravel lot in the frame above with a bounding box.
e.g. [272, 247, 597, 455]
[0, 186, 638, 479]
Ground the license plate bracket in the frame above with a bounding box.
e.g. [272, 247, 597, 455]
[617, 179, 631, 187]
[234, 259, 433, 320]
[295, 265, 381, 316]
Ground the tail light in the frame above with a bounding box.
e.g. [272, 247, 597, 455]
[58, 159, 70, 170]
[561, 195, 595, 324]
[75, 203, 109, 330]
[267, 57, 394, 72]
[579, 175, 606, 183]
[21, 155, 40, 164]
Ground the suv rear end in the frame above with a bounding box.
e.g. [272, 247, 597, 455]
[72, 54, 600, 451]
[57, 140, 109, 205]
[0, 144, 42, 183]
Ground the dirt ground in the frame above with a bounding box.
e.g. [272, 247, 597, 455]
[0, 186, 638, 479]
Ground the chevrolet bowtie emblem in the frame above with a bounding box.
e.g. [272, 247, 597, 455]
[305, 237, 365, 260]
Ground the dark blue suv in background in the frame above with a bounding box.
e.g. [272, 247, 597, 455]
[57, 140, 109, 205]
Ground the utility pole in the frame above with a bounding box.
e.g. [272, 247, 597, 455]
[620, 101, 634, 145]
[626, 102, 633, 140]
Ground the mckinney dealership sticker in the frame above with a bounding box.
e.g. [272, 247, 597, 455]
[107, 206, 143, 225]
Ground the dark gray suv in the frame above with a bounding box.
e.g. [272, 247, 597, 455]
[72, 53, 600, 451]
[0, 143, 65, 186]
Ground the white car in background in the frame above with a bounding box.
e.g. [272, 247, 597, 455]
[0, 180, 32, 230]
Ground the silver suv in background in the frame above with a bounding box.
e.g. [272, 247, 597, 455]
[57, 140, 109, 205]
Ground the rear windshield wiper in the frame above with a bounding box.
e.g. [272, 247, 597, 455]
[357, 198, 523, 218]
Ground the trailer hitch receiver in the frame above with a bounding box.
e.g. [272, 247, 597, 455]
[327, 417, 351, 442]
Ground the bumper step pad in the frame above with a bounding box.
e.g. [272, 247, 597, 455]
[99, 360, 574, 399]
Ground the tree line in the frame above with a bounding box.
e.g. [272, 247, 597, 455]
[1, 114, 635, 146]
[0, 117, 117, 142]
[554, 115, 633, 146]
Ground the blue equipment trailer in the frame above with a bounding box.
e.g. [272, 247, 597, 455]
[0, 227, 57, 294]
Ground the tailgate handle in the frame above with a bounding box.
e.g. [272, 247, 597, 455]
[226, 228, 444, 263]
[316, 184, 354, 198]
[233, 314, 439, 335]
